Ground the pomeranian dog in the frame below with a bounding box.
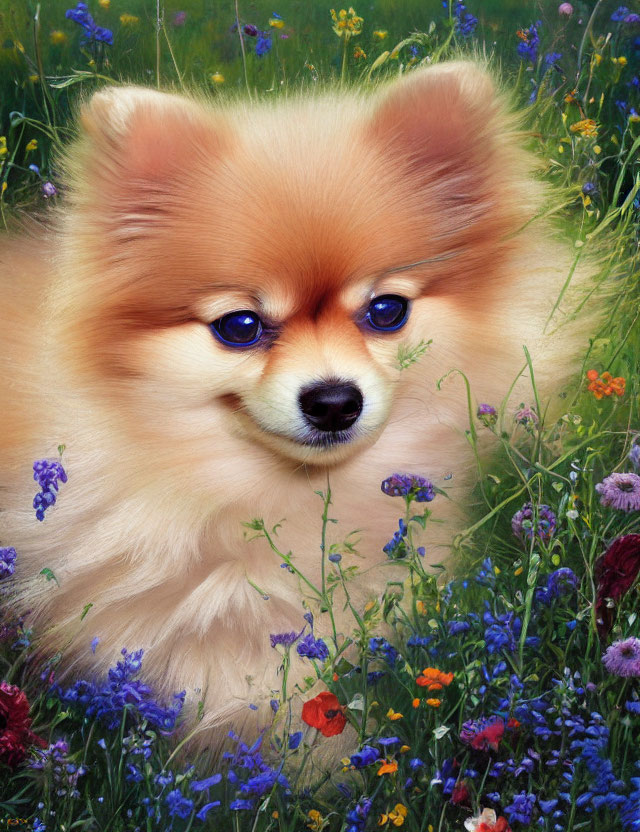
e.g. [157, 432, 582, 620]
[0, 62, 595, 743]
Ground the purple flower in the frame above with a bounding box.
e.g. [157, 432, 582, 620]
[172, 11, 186, 25]
[511, 502, 557, 542]
[383, 518, 409, 559]
[296, 633, 329, 661]
[514, 405, 538, 425]
[582, 182, 598, 197]
[328, 552, 342, 563]
[558, 3, 573, 14]
[625, 13, 640, 23]
[0, 547, 17, 579]
[33, 459, 67, 521]
[65, 2, 113, 45]
[42, 182, 57, 198]
[381, 473, 435, 502]
[595, 473, 640, 512]
[477, 403, 497, 425]
[629, 443, 640, 471]
[603, 638, 640, 677]
[243, 23, 258, 36]
[270, 630, 300, 649]
[516, 21, 541, 63]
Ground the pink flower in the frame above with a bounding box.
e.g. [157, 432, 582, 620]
[558, 3, 573, 15]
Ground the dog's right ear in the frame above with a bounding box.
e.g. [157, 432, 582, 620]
[70, 85, 224, 200]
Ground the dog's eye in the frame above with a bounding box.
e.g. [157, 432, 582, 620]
[366, 295, 409, 332]
[210, 311, 263, 347]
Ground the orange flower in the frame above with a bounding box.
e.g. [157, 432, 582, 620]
[586, 369, 625, 399]
[412, 698, 420, 708]
[570, 118, 597, 138]
[416, 667, 454, 690]
[426, 698, 441, 707]
[378, 759, 398, 776]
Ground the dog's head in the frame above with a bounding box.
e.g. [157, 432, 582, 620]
[56, 64, 533, 468]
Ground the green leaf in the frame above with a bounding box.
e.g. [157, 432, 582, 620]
[40, 567, 59, 586]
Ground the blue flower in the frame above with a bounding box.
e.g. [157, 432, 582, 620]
[448, 619, 471, 636]
[0, 547, 17, 579]
[32, 822, 46, 832]
[191, 773, 222, 791]
[369, 637, 399, 667]
[270, 630, 300, 648]
[288, 731, 303, 750]
[350, 745, 380, 768]
[165, 788, 194, 819]
[33, 459, 67, 521]
[255, 31, 272, 56]
[346, 798, 372, 832]
[65, 2, 113, 45]
[381, 473, 435, 502]
[196, 802, 221, 820]
[230, 799, 254, 810]
[383, 518, 409, 559]
[475, 558, 496, 588]
[545, 51, 562, 66]
[536, 568, 579, 605]
[504, 791, 536, 824]
[297, 633, 329, 661]
[612, 6, 630, 21]
[516, 21, 542, 63]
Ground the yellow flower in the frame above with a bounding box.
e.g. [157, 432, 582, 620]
[272, 811, 279, 819]
[29, 74, 39, 83]
[99, 0, 110, 7]
[13, 40, 25, 54]
[386, 708, 403, 720]
[570, 118, 598, 138]
[25, 139, 38, 152]
[211, 73, 225, 84]
[49, 30, 67, 45]
[269, 17, 285, 28]
[426, 698, 441, 707]
[399, 744, 410, 753]
[613, 56, 627, 67]
[389, 49, 399, 59]
[120, 13, 139, 25]
[514, 566, 523, 576]
[307, 809, 325, 830]
[379, 804, 408, 827]
[1, 182, 6, 195]
[330, 7, 363, 38]
[0, 137, 7, 159]
[593, 53, 602, 65]
[353, 45, 366, 59]
[593, 144, 601, 154]
[416, 600, 427, 615]
[373, 30, 387, 39]
[630, 113, 640, 123]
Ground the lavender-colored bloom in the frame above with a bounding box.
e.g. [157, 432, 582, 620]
[512, 502, 557, 542]
[596, 473, 640, 512]
[243, 23, 258, 36]
[42, 182, 57, 198]
[381, 473, 435, 502]
[65, 2, 113, 45]
[269, 630, 300, 648]
[582, 182, 598, 197]
[328, 552, 342, 563]
[558, 2, 573, 14]
[545, 51, 562, 66]
[603, 638, 640, 677]
[625, 13, 640, 23]
[255, 31, 272, 56]
[477, 403, 497, 424]
[504, 791, 536, 824]
[629, 445, 640, 471]
[33, 459, 67, 521]
[296, 633, 329, 661]
[517, 21, 541, 63]
[612, 6, 630, 21]
[172, 11, 186, 25]
[0, 547, 17, 579]
[514, 405, 538, 425]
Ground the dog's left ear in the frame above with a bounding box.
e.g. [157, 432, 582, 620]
[367, 62, 532, 269]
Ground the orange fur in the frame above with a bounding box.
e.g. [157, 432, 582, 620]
[0, 63, 595, 747]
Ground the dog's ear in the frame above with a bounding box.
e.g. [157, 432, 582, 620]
[76, 86, 222, 184]
[366, 62, 535, 290]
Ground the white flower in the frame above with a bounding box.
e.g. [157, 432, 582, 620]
[465, 809, 497, 832]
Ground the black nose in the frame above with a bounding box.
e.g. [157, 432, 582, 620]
[299, 382, 364, 433]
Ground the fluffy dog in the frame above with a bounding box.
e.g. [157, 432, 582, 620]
[0, 62, 594, 742]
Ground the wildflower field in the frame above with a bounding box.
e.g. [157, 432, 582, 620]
[1, 0, 640, 830]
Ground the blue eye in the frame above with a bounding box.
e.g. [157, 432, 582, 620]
[366, 295, 409, 332]
[211, 311, 263, 347]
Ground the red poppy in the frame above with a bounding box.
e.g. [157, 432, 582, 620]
[301, 691, 347, 737]
[0, 681, 47, 768]
[471, 719, 504, 752]
[451, 779, 471, 807]
[594, 535, 640, 639]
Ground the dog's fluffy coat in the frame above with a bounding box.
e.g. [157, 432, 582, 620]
[0, 63, 594, 741]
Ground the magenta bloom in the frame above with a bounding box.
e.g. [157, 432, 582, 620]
[603, 638, 640, 677]
[477, 404, 497, 425]
[514, 406, 538, 426]
[595, 473, 640, 512]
